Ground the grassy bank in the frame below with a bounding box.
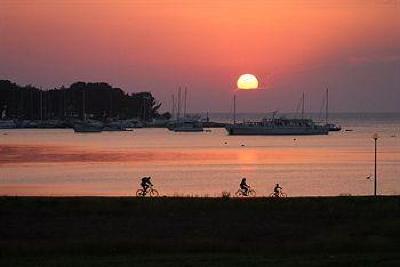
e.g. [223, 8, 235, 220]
[1, 196, 399, 266]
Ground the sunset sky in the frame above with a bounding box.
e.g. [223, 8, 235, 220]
[1, 0, 399, 113]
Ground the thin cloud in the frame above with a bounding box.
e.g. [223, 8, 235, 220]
[348, 55, 400, 65]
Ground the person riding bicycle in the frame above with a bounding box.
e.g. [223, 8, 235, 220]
[240, 177, 250, 196]
[273, 183, 282, 197]
[141, 176, 153, 195]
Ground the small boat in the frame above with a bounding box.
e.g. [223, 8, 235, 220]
[19, 120, 40, 128]
[73, 120, 103, 133]
[0, 120, 16, 129]
[325, 123, 342, 132]
[170, 120, 204, 132]
[103, 121, 132, 131]
[0, 108, 16, 129]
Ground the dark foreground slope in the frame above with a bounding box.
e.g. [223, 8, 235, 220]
[1, 196, 399, 266]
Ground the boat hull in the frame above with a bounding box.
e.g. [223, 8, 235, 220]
[103, 127, 132, 132]
[168, 120, 204, 132]
[325, 123, 342, 132]
[328, 128, 342, 132]
[225, 125, 329, 136]
[73, 123, 103, 133]
[173, 127, 204, 132]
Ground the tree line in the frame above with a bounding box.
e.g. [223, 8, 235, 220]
[0, 80, 170, 121]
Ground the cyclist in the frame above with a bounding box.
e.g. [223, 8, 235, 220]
[273, 183, 282, 197]
[140, 176, 153, 195]
[240, 177, 250, 196]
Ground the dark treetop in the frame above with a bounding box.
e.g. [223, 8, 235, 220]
[0, 80, 170, 121]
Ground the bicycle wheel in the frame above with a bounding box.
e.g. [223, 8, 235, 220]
[235, 190, 243, 197]
[280, 192, 287, 198]
[269, 193, 276, 198]
[248, 189, 256, 197]
[136, 189, 145, 197]
[150, 189, 159, 197]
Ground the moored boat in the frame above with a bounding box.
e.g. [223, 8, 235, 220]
[0, 106, 16, 129]
[168, 120, 204, 132]
[225, 93, 328, 136]
[324, 88, 342, 132]
[325, 123, 342, 132]
[168, 87, 203, 132]
[73, 120, 103, 133]
[225, 118, 328, 136]
[0, 120, 16, 129]
[73, 89, 103, 133]
[103, 121, 132, 131]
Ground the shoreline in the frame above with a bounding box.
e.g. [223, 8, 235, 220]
[0, 125, 227, 130]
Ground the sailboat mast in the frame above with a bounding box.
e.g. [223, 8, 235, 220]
[301, 92, 305, 120]
[82, 89, 86, 121]
[177, 87, 181, 121]
[110, 90, 113, 118]
[233, 94, 236, 125]
[184, 87, 187, 119]
[40, 90, 43, 121]
[171, 94, 175, 120]
[63, 89, 66, 119]
[325, 88, 329, 125]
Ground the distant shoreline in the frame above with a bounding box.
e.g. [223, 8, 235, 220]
[0, 120, 226, 129]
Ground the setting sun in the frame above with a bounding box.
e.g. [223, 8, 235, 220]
[237, 74, 259, 90]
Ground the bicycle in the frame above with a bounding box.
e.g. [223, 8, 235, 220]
[269, 191, 287, 198]
[235, 187, 256, 197]
[136, 185, 159, 197]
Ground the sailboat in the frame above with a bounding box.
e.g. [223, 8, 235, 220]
[324, 88, 342, 132]
[73, 90, 103, 133]
[169, 87, 204, 132]
[225, 94, 329, 136]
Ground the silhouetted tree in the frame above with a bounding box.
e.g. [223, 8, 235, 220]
[0, 80, 163, 121]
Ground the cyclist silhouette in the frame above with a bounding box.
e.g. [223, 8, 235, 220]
[141, 176, 153, 195]
[273, 183, 282, 197]
[240, 177, 250, 196]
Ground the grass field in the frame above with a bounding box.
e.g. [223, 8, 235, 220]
[1, 196, 399, 266]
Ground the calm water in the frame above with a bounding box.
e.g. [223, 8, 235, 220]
[1, 113, 399, 197]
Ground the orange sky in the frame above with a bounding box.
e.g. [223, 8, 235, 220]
[1, 0, 399, 112]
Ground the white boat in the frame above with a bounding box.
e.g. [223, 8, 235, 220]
[226, 118, 328, 136]
[225, 94, 328, 136]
